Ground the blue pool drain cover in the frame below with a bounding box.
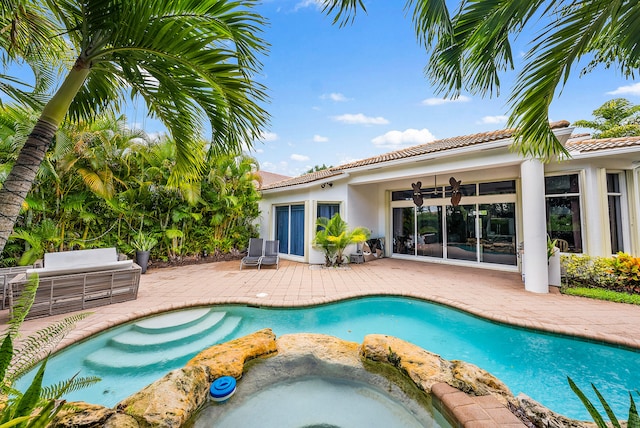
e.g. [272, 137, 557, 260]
[210, 376, 237, 402]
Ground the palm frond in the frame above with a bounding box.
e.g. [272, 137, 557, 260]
[592, 384, 623, 428]
[322, 0, 367, 27]
[59, 0, 270, 183]
[6, 275, 37, 338]
[9, 312, 92, 381]
[568, 377, 609, 428]
[41, 373, 100, 400]
[628, 392, 640, 427]
[508, 0, 618, 159]
[9, 359, 47, 422]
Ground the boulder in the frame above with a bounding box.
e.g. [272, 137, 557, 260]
[186, 328, 277, 380]
[116, 365, 208, 427]
[52, 402, 115, 427]
[361, 334, 455, 391]
[450, 359, 515, 406]
[516, 394, 596, 428]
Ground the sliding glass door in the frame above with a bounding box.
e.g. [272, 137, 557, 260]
[392, 201, 516, 266]
[275, 204, 305, 256]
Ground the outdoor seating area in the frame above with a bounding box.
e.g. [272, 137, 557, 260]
[240, 238, 280, 270]
[7, 248, 141, 319]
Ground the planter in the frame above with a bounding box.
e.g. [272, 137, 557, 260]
[548, 248, 561, 286]
[136, 250, 151, 274]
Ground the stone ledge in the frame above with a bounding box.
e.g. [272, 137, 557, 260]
[52, 330, 592, 428]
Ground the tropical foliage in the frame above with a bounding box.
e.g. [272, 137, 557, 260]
[323, 0, 640, 159]
[568, 377, 640, 428]
[0, 0, 269, 255]
[561, 252, 640, 295]
[0, 111, 261, 267]
[574, 99, 640, 139]
[314, 213, 370, 267]
[0, 276, 99, 427]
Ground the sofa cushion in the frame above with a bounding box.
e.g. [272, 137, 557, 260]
[43, 248, 118, 269]
[26, 259, 134, 278]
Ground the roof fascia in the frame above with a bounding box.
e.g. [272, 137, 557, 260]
[260, 172, 351, 194]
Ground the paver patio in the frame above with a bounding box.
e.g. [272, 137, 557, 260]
[7, 257, 640, 351]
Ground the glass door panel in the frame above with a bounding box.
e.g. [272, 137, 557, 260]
[290, 204, 305, 256]
[392, 207, 415, 255]
[479, 203, 516, 265]
[416, 206, 443, 257]
[446, 204, 476, 261]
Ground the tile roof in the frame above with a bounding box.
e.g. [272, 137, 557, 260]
[565, 135, 640, 153]
[261, 121, 575, 191]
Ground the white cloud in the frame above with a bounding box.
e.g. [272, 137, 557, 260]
[332, 113, 389, 125]
[372, 128, 436, 149]
[291, 153, 310, 162]
[261, 160, 288, 172]
[313, 134, 329, 142]
[257, 131, 278, 142]
[478, 115, 508, 125]
[321, 92, 350, 102]
[421, 95, 471, 106]
[294, 0, 323, 11]
[607, 82, 640, 96]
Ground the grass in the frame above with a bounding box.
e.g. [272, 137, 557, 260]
[562, 286, 640, 305]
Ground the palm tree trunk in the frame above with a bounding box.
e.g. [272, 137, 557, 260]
[0, 120, 57, 253]
[0, 65, 90, 255]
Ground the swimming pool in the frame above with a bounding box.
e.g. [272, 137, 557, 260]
[20, 296, 640, 421]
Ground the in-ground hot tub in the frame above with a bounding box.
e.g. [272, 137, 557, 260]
[187, 342, 452, 428]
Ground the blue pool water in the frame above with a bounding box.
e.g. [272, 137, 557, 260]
[20, 296, 640, 421]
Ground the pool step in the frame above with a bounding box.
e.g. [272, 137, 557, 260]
[83, 314, 242, 372]
[110, 311, 227, 350]
[132, 308, 212, 333]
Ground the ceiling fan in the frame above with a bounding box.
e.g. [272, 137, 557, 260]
[411, 175, 462, 207]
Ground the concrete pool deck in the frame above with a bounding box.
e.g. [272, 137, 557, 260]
[6, 257, 640, 427]
[9, 257, 640, 352]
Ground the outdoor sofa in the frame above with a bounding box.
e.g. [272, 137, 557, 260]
[7, 247, 141, 319]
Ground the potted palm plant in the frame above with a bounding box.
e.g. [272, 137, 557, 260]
[314, 213, 370, 267]
[547, 235, 561, 286]
[132, 231, 158, 274]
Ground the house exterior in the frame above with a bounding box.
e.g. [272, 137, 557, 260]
[257, 121, 640, 293]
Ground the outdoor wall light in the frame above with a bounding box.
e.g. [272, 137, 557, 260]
[321, 182, 333, 189]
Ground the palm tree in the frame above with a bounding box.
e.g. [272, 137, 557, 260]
[323, 1, 640, 159]
[574, 98, 640, 139]
[314, 213, 370, 267]
[0, 1, 66, 109]
[0, 0, 269, 254]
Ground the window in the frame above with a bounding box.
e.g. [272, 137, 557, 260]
[479, 180, 516, 195]
[275, 204, 305, 256]
[545, 174, 582, 253]
[607, 173, 624, 254]
[317, 203, 340, 220]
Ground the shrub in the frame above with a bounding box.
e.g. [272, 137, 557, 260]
[561, 254, 616, 289]
[608, 252, 640, 294]
[561, 252, 640, 295]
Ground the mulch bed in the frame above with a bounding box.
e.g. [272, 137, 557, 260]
[145, 250, 244, 270]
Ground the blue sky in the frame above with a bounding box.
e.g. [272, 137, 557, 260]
[221, 0, 640, 177]
[7, 1, 640, 177]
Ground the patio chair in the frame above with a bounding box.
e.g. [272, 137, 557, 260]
[240, 238, 263, 270]
[259, 240, 279, 270]
[556, 238, 569, 252]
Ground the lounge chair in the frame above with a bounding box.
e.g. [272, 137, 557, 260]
[259, 240, 280, 270]
[240, 238, 263, 270]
